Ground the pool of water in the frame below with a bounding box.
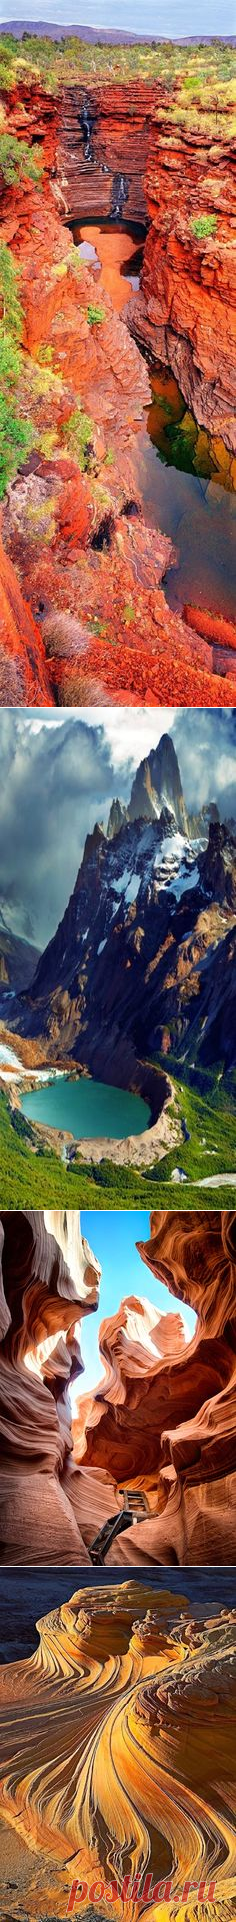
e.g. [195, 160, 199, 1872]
[138, 370, 236, 624]
[73, 219, 143, 312]
[73, 221, 236, 629]
[21, 1075, 151, 1141]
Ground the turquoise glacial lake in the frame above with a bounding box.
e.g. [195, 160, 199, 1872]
[21, 1075, 151, 1141]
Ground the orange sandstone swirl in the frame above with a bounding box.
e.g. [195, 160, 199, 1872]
[0, 1582, 235, 1922]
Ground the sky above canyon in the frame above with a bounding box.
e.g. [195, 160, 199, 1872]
[0, 706, 235, 949]
[1, 4, 234, 32]
[75, 1207, 196, 1394]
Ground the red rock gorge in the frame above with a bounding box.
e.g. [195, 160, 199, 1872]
[0, 1207, 235, 1565]
[0, 1577, 235, 1922]
[0, 38, 235, 706]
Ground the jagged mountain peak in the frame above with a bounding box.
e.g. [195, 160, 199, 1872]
[107, 798, 128, 841]
[198, 817, 236, 905]
[127, 733, 188, 835]
[79, 821, 106, 870]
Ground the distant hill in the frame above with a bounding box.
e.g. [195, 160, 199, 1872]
[1, 20, 235, 40]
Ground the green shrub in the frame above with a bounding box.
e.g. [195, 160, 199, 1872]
[37, 344, 53, 366]
[0, 243, 23, 340]
[87, 302, 105, 326]
[191, 213, 217, 238]
[183, 71, 205, 90]
[0, 132, 43, 185]
[0, 327, 21, 385]
[0, 392, 33, 497]
[124, 600, 135, 624]
[64, 404, 94, 471]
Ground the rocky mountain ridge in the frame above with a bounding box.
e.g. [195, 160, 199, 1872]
[18, 734, 236, 1086]
[0, 914, 40, 995]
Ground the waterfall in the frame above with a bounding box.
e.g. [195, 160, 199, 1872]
[111, 173, 129, 220]
[80, 99, 94, 164]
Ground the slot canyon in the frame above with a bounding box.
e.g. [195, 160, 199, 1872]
[0, 1206, 235, 1566]
[0, 51, 235, 705]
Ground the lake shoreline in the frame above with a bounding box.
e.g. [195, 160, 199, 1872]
[0, 1025, 176, 1168]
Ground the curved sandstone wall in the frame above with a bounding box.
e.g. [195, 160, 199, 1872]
[0, 1580, 235, 1922]
[0, 1209, 236, 1566]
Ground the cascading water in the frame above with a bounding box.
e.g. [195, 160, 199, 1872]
[111, 173, 129, 220]
[80, 99, 95, 163]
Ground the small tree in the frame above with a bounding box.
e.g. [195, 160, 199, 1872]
[0, 133, 43, 185]
[0, 243, 23, 340]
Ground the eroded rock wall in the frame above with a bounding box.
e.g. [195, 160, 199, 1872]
[55, 82, 236, 449]
[56, 80, 156, 223]
[0, 77, 235, 704]
[73, 1210, 236, 1566]
[128, 113, 236, 449]
[0, 1209, 100, 1563]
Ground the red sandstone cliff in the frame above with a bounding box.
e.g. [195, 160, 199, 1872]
[0, 74, 235, 707]
[128, 106, 236, 452]
[0, 520, 52, 704]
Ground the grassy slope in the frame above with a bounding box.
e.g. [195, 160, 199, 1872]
[0, 33, 235, 90]
[1, 1075, 235, 1209]
[0, 36, 235, 145]
[0, 36, 235, 142]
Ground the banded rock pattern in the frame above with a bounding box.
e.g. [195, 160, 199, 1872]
[0, 1580, 235, 1921]
[0, 1208, 101, 1563]
[0, 1209, 236, 1566]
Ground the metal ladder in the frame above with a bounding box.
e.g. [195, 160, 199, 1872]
[90, 1488, 148, 1564]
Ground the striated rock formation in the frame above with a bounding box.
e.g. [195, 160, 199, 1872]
[126, 108, 236, 454]
[55, 78, 236, 452]
[74, 1209, 235, 1567]
[0, 1208, 101, 1563]
[0, 1578, 235, 1921]
[57, 81, 156, 224]
[1, 1206, 236, 1567]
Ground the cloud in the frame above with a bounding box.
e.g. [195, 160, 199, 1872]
[0, 713, 115, 949]
[81, 706, 177, 775]
[173, 707, 236, 816]
[0, 707, 234, 952]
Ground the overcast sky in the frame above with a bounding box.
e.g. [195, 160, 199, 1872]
[0, 706, 235, 952]
[0, 2, 234, 32]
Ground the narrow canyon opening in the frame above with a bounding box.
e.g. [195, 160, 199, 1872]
[67, 211, 236, 633]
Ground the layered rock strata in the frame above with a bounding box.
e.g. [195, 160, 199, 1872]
[56, 81, 236, 449]
[0, 1579, 235, 1922]
[1, 1207, 236, 1566]
[79, 1209, 235, 1566]
[0, 73, 235, 704]
[128, 108, 236, 451]
[0, 1208, 101, 1562]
